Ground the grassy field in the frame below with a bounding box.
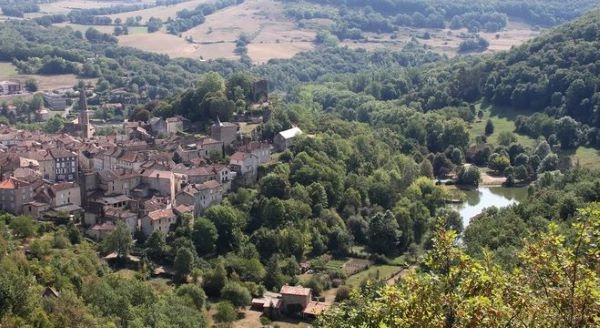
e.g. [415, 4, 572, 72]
[470, 103, 600, 170]
[346, 265, 402, 287]
[67, 0, 317, 62]
[105, 0, 211, 24]
[469, 103, 537, 148]
[565, 147, 600, 170]
[0, 62, 94, 92]
[30, 0, 156, 17]
[342, 19, 540, 58]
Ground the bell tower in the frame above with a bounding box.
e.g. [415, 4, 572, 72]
[78, 88, 92, 139]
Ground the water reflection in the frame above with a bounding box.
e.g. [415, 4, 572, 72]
[451, 187, 528, 227]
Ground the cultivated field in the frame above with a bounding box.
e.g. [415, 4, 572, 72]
[45, 0, 541, 63]
[114, 0, 315, 62]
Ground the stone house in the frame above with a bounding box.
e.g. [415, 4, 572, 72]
[49, 148, 78, 182]
[166, 117, 184, 134]
[31, 182, 81, 209]
[210, 120, 238, 146]
[280, 285, 312, 314]
[141, 208, 177, 237]
[274, 127, 302, 152]
[98, 169, 141, 196]
[238, 142, 271, 165]
[230, 151, 258, 185]
[104, 207, 138, 233]
[0, 177, 33, 214]
[175, 180, 224, 217]
[141, 169, 177, 201]
[20, 150, 54, 181]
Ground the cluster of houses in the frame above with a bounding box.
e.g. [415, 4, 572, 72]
[0, 92, 303, 242]
[252, 285, 330, 319]
[0, 80, 21, 96]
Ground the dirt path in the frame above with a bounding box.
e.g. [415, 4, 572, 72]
[386, 266, 415, 285]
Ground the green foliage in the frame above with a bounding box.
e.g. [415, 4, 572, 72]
[191, 218, 218, 256]
[220, 282, 251, 308]
[488, 153, 511, 174]
[202, 260, 228, 298]
[367, 211, 400, 256]
[484, 119, 494, 136]
[213, 301, 237, 323]
[174, 247, 195, 281]
[319, 211, 600, 326]
[43, 116, 65, 133]
[176, 284, 207, 310]
[103, 221, 132, 258]
[456, 165, 480, 187]
[203, 205, 245, 254]
[8, 215, 37, 238]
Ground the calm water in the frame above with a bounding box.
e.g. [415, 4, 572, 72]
[450, 187, 528, 227]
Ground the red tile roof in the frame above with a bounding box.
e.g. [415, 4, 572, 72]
[147, 208, 175, 221]
[280, 285, 311, 296]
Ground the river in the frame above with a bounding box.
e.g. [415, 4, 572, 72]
[450, 186, 529, 227]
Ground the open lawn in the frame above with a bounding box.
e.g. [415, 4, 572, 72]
[346, 265, 402, 287]
[565, 147, 600, 170]
[469, 103, 537, 149]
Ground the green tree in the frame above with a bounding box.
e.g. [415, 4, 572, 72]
[144, 231, 168, 262]
[367, 210, 400, 256]
[176, 284, 207, 310]
[488, 153, 511, 174]
[456, 165, 480, 187]
[204, 205, 245, 254]
[103, 221, 132, 258]
[202, 260, 227, 298]
[419, 159, 434, 178]
[214, 301, 237, 323]
[497, 131, 517, 146]
[538, 153, 559, 173]
[191, 218, 218, 256]
[555, 116, 579, 149]
[220, 282, 251, 308]
[259, 173, 289, 199]
[24, 78, 38, 92]
[8, 215, 36, 238]
[485, 119, 494, 135]
[174, 247, 195, 281]
[44, 116, 65, 133]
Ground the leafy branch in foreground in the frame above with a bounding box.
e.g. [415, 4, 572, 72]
[318, 206, 600, 327]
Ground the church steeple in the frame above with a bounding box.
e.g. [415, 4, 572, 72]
[78, 88, 92, 139]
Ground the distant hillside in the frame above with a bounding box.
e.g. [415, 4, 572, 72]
[388, 9, 600, 148]
[283, 0, 600, 39]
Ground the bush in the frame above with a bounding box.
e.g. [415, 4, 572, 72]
[335, 285, 352, 302]
[176, 284, 207, 310]
[220, 282, 251, 308]
[214, 301, 237, 323]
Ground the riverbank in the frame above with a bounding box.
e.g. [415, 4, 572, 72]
[480, 170, 506, 186]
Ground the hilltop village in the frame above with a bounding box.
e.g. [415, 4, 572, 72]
[0, 87, 302, 241]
